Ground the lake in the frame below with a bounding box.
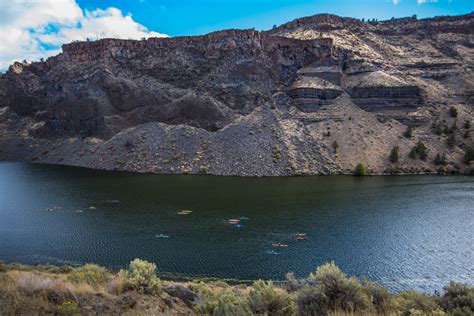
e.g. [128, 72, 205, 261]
[0, 162, 473, 292]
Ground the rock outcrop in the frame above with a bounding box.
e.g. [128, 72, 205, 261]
[0, 13, 472, 175]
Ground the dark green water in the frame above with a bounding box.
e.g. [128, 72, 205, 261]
[0, 162, 473, 292]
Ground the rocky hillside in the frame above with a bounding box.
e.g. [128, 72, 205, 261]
[0, 13, 473, 175]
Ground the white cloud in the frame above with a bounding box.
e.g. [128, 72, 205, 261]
[392, 0, 401, 5]
[417, 0, 439, 3]
[0, 0, 167, 70]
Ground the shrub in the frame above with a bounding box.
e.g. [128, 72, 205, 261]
[389, 145, 400, 163]
[119, 259, 161, 295]
[191, 282, 220, 315]
[409, 141, 428, 160]
[107, 275, 125, 295]
[451, 120, 458, 132]
[465, 147, 474, 164]
[435, 153, 448, 166]
[408, 147, 417, 159]
[213, 293, 253, 316]
[248, 280, 295, 316]
[68, 264, 108, 288]
[363, 280, 391, 314]
[272, 145, 282, 163]
[0, 261, 7, 272]
[16, 274, 58, 295]
[404, 126, 413, 138]
[447, 134, 457, 148]
[285, 272, 305, 292]
[199, 165, 209, 174]
[296, 286, 328, 316]
[438, 281, 474, 314]
[57, 300, 79, 316]
[391, 290, 441, 315]
[353, 163, 368, 176]
[450, 106, 458, 118]
[433, 121, 443, 136]
[332, 140, 339, 154]
[309, 262, 370, 313]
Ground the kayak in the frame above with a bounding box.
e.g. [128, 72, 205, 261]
[155, 234, 170, 238]
[294, 236, 307, 241]
[266, 250, 281, 255]
[228, 219, 241, 224]
[177, 210, 192, 215]
[238, 216, 250, 220]
[272, 243, 288, 248]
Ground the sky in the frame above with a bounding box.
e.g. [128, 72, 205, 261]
[0, 0, 473, 70]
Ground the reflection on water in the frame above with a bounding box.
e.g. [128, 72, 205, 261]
[0, 162, 473, 292]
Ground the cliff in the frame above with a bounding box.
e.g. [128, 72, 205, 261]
[0, 13, 472, 175]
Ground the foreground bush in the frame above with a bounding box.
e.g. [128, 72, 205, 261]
[296, 286, 329, 316]
[68, 264, 108, 288]
[213, 293, 253, 316]
[119, 259, 161, 295]
[438, 281, 474, 315]
[309, 262, 370, 313]
[362, 280, 391, 314]
[249, 280, 295, 315]
[391, 290, 443, 315]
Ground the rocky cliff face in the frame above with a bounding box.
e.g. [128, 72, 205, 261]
[0, 14, 473, 175]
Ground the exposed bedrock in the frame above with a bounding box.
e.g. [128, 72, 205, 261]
[348, 86, 422, 111]
[0, 30, 335, 138]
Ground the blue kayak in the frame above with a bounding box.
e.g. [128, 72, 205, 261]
[266, 250, 281, 255]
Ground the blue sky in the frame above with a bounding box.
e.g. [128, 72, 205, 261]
[76, 0, 473, 36]
[0, 0, 472, 70]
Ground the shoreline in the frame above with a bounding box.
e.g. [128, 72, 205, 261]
[1, 259, 472, 315]
[1, 160, 472, 177]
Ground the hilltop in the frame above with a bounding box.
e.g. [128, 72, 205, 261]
[0, 13, 472, 175]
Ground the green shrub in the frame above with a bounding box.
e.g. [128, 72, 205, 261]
[119, 259, 161, 295]
[447, 134, 457, 148]
[285, 272, 304, 292]
[438, 282, 474, 315]
[248, 280, 295, 316]
[434, 153, 448, 166]
[213, 293, 252, 316]
[465, 147, 474, 164]
[309, 262, 370, 313]
[296, 286, 328, 316]
[363, 280, 391, 314]
[272, 145, 282, 163]
[391, 290, 441, 315]
[408, 147, 417, 159]
[404, 126, 413, 138]
[68, 264, 108, 288]
[353, 163, 368, 176]
[450, 106, 458, 118]
[409, 141, 428, 161]
[433, 121, 443, 136]
[390, 145, 400, 163]
[332, 140, 339, 154]
[57, 300, 79, 316]
[464, 120, 471, 129]
[451, 120, 458, 132]
[0, 261, 7, 272]
[191, 282, 220, 315]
